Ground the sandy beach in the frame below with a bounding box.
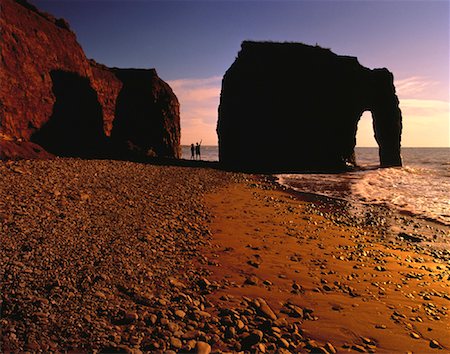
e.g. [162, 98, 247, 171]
[1, 159, 449, 353]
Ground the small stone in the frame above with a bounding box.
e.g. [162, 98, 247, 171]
[325, 342, 337, 354]
[244, 275, 259, 285]
[292, 282, 302, 291]
[430, 340, 441, 349]
[169, 277, 186, 289]
[255, 298, 277, 320]
[148, 314, 157, 324]
[361, 337, 375, 346]
[375, 324, 386, 329]
[323, 284, 333, 291]
[225, 326, 236, 339]
[170, 337, 182, 349]
[124, 312, 138, 323]
[352, 344, 368, 352]
[199, 278, 211, 289]
[94, 291, 106, 299]
[174, 310, 186, 319]
[186, 340, 197, 351]
[278, 337, 289, 348]
[195, 341, 211, 354]
[410, 332, 420, 339]
[241, 330, 263, 348]
[257, 343, 266, 353]
[247, 260, 261, 268]
[290, 305, 303, 318]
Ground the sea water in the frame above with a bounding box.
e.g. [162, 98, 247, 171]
[277, 148, 450, 226]
[181, 146, 449, 226]
[181, 145, 219, 162]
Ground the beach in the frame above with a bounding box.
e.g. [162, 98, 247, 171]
[1, 159, 449, 353]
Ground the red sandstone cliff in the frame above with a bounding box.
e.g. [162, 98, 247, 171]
[0, 0, 181, 159]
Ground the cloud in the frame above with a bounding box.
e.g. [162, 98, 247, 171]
[169, 74, 449, 147]
[167, 76, 222, 145]
[393, 77, 449, 147]
[357, 79, 449, 147]
[395, 76, 440, 99]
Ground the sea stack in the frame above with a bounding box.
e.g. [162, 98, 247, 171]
[0, 0, 180, 160]
[217, 41, 402, 172]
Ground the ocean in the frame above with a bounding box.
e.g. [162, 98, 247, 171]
[182, 146, 449, 226]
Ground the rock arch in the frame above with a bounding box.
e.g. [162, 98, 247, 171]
[217, 41, 402, 172]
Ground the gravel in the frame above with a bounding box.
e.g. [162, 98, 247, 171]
[0, 158, 237, 352]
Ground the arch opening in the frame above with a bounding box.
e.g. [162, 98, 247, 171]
[355, 110, 379, 167]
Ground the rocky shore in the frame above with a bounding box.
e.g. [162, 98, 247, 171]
[1, 159, 449, 353]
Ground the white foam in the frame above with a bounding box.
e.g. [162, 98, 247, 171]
[352, 166, 450, 225]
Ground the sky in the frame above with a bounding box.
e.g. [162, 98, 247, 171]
[34, 0, 449, 147]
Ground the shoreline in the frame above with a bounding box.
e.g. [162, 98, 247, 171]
[1, 159, 449, 353]
[203, 176, 450, 353]
[273, 174, 450, 254]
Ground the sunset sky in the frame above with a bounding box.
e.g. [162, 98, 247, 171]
[34, 0, 449, 147]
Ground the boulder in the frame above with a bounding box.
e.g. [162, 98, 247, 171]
[217, 41, 402, 172]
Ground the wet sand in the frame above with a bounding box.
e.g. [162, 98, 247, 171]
[204, 178, 450, 353]
[1, 159, 449, 353]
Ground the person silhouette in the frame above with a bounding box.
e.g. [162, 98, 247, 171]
[190, 143, 195, 159]
[195, 141, 202, 160]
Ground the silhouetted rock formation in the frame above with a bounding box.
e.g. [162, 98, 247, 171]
[112, 69, 181, 158]
[0, 0, 180, 160]
[218, 41, 402, 172]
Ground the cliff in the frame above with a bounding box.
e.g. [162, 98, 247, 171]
[217, 41, 402, 172]
[0, 0, 180, 159]
[111, 69, 181, 158]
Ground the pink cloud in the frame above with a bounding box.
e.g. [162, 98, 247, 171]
[168, 76, 222, 145]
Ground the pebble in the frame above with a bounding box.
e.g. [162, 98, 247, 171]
[195, 341, 211, 354]
[430, 339, 442, 349]
[174, 310, 186, 319]
[255, 298, 277, 320]
[244, 275, 259, 285]
[410, 332, 421, 339]
[170, 337, 182, 349]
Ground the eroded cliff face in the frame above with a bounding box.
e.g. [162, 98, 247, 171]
[0, 0, 181, 159]
[217, 41, 402, 172]
[111, 69, 181, 158]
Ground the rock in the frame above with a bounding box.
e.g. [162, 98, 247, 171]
[325, 342, 337, 354]
[374, 265, 386, 272]
[352, 344, 368, 352]
[198, 278, 211, 289]
[0, 0, 180, 160]
[217, 41, 402, 172]
[124, 312, 138, 323]
[255, 298, 277, 320]
[170, 337, 182, 349]
[244, 275, 259, 285]
[278, 337, 290, 348]
[410, 332, 420, 339]
[241, 330, 263, 349]
[195, 341, 211, 354]
[174, 310, 186, 319]
[398, 232, 422, 243]
[429, 340, 442, 349]
[236, 319, 245, 330]
[169, 278, 186, 289]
